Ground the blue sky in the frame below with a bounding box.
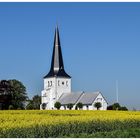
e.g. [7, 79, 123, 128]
[0, 2, 140, 110]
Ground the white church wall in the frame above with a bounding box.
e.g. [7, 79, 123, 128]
[92, 93, 107, 110]
[44, 78, 55, 89]
[44, 77, 71, 100]
[60, 106, 65, 110]
[82, 105, 94, 110]
[42, 77, 71, 110]
[72, 105, 76, 110]
[81, 93, 107, 110]
[42, 78, 57, 110]
[83, 105, 88, 110]
[60, 105, 75, 110]
[89, 105, 94, 110]
[56, 78, 71, 99]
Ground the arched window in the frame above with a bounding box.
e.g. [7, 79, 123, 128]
[50, 81, 52, 86]
[66, 81, 68, 86]
[58, 80, 60, 86]
[48, 81, 49, 87]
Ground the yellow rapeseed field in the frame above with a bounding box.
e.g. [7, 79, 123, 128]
[0, 110, 140, 137]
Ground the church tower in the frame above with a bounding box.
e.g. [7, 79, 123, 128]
[41, 27, 71, 110]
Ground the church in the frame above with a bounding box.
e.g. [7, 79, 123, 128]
[40, 27, 107, 110]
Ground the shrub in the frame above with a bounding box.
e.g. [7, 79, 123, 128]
[54, 102, 61, 110]
[112, 103, 120, 110]
[107, 103, 128, 111]
[67, 103, 73, 110]
[76, 102, 83, 110]
[42, 103, 46, 110]
[119, 106, 128, 111]
[94, 102, 102, 110]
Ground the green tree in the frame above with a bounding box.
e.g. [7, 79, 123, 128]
[107, 105, 113, 110]
[94, 102, 102, 110]
[54, 102, 61, 110]
[26, 95, 41, 110]
[32, 95, 41, 109]
[112, 103, 121, 110]
[67, 103, 73, 110]
[119, 106, 128, 111]
[0, 80, 12, 94]
[107, 103, 128, 111]
[0, 80, 12, 109]
[76, 102, 83, 110]
[9, 79, 28, 109]
[0, 79, 28, 109]
[26, 100, 34, 110]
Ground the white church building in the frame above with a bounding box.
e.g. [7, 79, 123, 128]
[40, 27, 107, 110]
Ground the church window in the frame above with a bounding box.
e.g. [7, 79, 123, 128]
[97, 98, 102, 101]
[48, 81, 50, 87]
[58, 80, 60, 86]
[62, 81, 64, 85]
[66, 81, 68, 86]
[50, 81, 52, 86]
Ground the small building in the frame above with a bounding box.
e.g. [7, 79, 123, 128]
[40, 26, 108, 110]
[58, 91, 107, 110]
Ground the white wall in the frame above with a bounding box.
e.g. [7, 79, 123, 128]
[59, 93, 107, 111]
[92, 93, 107, 110]
[44, 77, 71, 100]
[41, 88, 55, 110]
[56, 78, 71, 99]
[44, 77, 55, 90]
[76, 93, 107, 110]
[41, 77, 71, 110]
[60, 105, 75, 110]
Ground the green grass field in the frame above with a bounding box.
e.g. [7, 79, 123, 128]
[63, 128, 140, 138]
[0, 110, 140, 138]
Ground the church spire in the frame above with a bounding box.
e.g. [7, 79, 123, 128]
[52, 26, 64, 72]
[44, 26, 71, 79]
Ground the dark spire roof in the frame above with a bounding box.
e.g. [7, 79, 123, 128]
[44, 26, 71, 79]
